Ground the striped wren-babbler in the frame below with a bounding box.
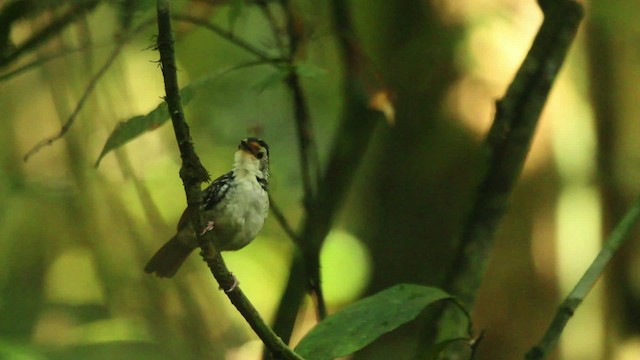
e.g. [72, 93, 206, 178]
[145, 138, 270, 278]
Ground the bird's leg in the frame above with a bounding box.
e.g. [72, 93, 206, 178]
[201, 220, 215, 235]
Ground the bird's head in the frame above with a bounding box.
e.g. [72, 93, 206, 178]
[234, 137, 270, 181]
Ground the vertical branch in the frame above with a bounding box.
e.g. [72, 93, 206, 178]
[270, 0, 390, 344]
[155, 2, 301, 359]
[279, 0, 319, 207]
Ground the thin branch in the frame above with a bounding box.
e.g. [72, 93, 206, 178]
[525, 195, 640, 359]
[269, 195, 301, 244]
[270, 0, 389, 343]
[1, 18, 155, 83]
[279, 0, 319, 208]
[0, 1, 99, 70]
[203, 247, 304, 360]
[428, 0, 584, 356]
[172, 13, 281, 64]
[0, 45, 91, 83]
[155, 2, 301, 359]
[23, 40, 124, 162]
[22, 19, 154, 162]
[256, 1, 287, 57]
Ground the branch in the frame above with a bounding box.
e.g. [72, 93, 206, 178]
[279, 0, 319, 208]
[155, 2, 301, 359]
[525, 195, 640, 359]
[0, 44, 92, 83]
[430, 0, 584, 354]
[22, 19, 153, 162]
[172, 13, 284, 64]
[270, 0, 389, 343]
[23, 39, 124, 162]
[256, 1, 287, 57]
[0, 1, 99, 70]
[269, 195, 301, 244]
[278, 0, 327, 320]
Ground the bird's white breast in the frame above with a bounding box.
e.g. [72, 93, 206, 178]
[213, 175, 268, 250]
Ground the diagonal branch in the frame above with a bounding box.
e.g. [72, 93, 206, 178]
[22, 19, 153, 162]
[425, 0, 585, 356]
[0, 1, 99, 70]
[269, 195, 301, 244]
[172, 13, 284, 64]
[23, 40, 124, 162]
[155, 2, 301, 359]
[525, 194, 640, 359]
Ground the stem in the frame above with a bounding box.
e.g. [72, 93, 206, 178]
[525, 195, 640, 359]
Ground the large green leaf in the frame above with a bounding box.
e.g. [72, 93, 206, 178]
[294, 284, 453, 360]
[94, 66, 250, 168]
[94, 87, 196, 168]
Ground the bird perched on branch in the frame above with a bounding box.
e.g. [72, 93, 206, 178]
[145, 138, 270, 278]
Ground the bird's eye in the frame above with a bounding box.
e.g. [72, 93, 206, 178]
[257, 152, 264, 159]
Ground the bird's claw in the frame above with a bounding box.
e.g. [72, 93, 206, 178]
[201, 221, 215, 235]
[219, 273, 239, 293]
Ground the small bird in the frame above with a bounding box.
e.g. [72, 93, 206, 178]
[145, 138, 270, 278]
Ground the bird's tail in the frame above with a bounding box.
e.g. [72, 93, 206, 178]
[144, 236, 194, 278]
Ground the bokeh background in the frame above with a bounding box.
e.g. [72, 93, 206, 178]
[1, 0, 640, 359]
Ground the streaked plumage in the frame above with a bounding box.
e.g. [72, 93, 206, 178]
[145, 138, 270, 278]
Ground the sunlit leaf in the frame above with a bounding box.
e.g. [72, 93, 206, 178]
[94, 102, 169, 168]
[294, 284, 453, 360]
[95, 70, 228, 167]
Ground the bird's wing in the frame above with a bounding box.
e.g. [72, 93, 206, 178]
[175, 171, 234, 231]
[203, 171, 234, 210]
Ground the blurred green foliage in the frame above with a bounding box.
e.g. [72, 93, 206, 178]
[1, 0, 640, 359]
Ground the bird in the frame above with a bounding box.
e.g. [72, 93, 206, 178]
[145, 137, 270, 279]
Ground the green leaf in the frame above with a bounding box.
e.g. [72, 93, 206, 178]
[294, 284, 453, 360]
[295, 63, 328, 79]
[0, 339, 46, 360]
[425, 337, 468, 360]
[252, 66, 291, 92]
[94, 69, 227, 167]
[227, 0, 245, 30]
[94, 102, 169, 168]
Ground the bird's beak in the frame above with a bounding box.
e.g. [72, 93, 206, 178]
[239, 139, 257, 156]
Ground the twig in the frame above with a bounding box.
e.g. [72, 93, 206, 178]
[0, 1, 99, 69]
[279, 0, 325, 319]
[1, 17, 155, 83]
[155, 2, 301, 359]
[256, 1, 287, 57]
[429, 0, 584, 356]
[469, 330, 485, 360]
[283, 0, 320, 204]
[0, 45, 91, 83]
[525, 195, 640, 359]
[172, 14, 280, 64]
[23, 40, 124, 162]
[22, 19, 154, 162]
[269, 195, 301, 244]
